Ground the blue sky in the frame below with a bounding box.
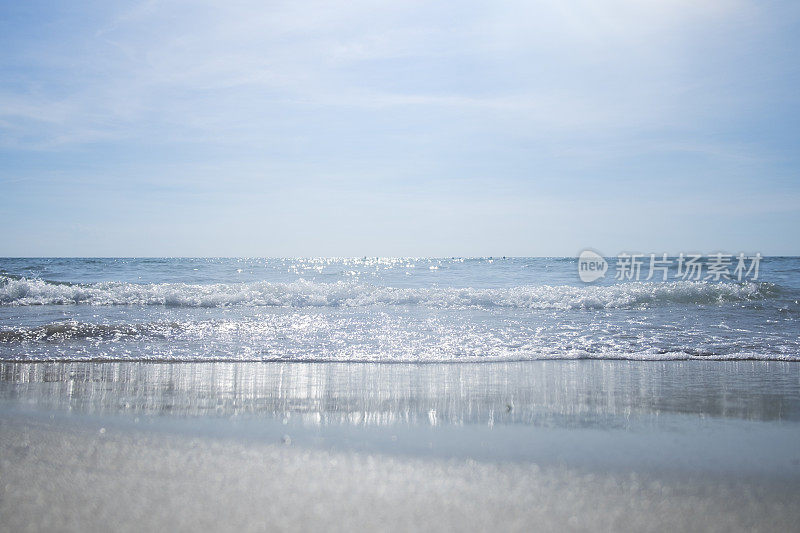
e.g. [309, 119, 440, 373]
[1, 0, 799, 256]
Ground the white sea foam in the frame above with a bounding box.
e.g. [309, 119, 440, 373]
[2, 312, 798, 362]
[0, 276, 777, 309]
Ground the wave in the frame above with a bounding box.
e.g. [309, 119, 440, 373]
[2, 314, 797, 362]
[0, 275, 779, 309]
[0, 321, 182, 342]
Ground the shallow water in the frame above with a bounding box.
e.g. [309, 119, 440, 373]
[2, 360, 799, 478]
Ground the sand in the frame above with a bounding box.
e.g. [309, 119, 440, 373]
[2, 412, 799, 533]
[2, 360, 800, 532]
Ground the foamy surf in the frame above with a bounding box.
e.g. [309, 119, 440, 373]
[1, 258, 797, 363]
[0, 275, 779, 309]
[2, 312, 799, 363]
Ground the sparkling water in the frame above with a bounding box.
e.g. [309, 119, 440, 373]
[1, 257, 798, 362]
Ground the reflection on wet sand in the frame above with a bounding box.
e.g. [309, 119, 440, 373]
[1, 360, 798, 427]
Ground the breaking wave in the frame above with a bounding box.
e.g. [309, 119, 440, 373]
[0, 275, 779, 309]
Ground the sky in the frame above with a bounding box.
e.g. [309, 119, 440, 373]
[1, 0, 799, 257]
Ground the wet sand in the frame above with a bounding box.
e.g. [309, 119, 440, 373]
[1, 360, 799, 531]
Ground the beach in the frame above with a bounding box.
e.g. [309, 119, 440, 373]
[4, 0, 800, 529]
[2, 360, 799, 532]
[2, 258, 799, 530]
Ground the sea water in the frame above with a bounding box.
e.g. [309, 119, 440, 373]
[1, 257, 799, 362]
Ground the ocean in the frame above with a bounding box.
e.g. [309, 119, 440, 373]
[3, 257, 800, 531]
[1, 256, 799, 362]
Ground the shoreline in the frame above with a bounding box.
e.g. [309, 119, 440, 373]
[4, 354, 800, 363]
